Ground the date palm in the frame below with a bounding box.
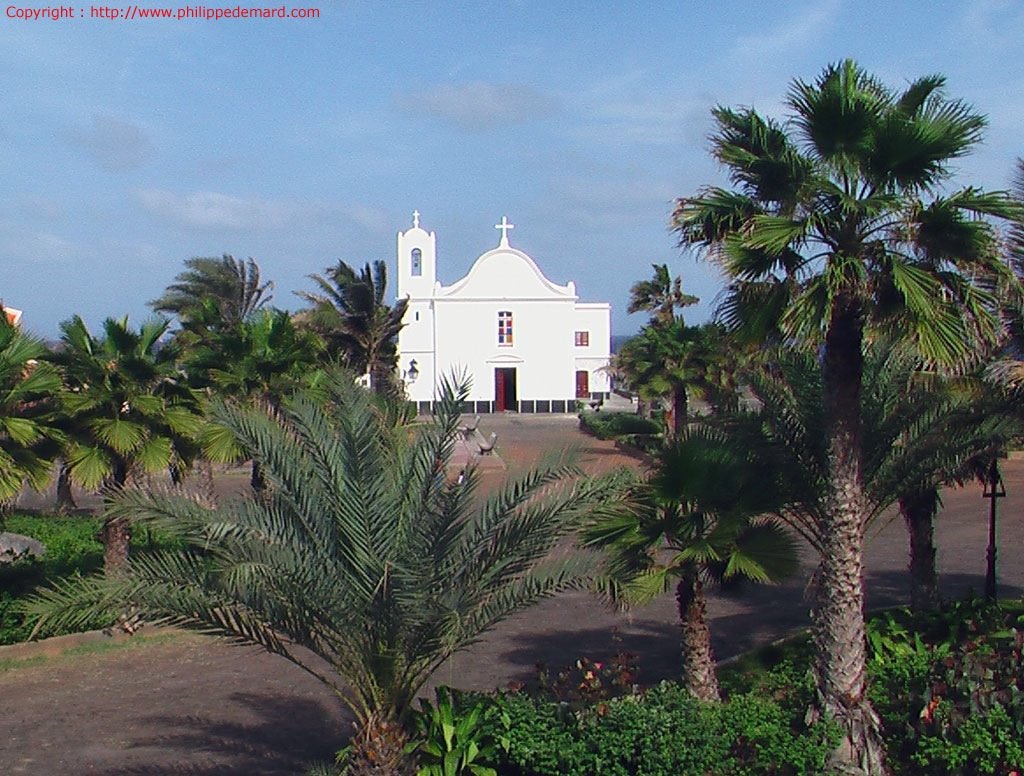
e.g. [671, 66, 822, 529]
[743, 347, 1020, 614]
[25, 373, 617, 774]
[582, 426, 797, 701]
[987, 158, 1024, 387]
[674, 60, 1019, 773]
[297, 260, 408, 395]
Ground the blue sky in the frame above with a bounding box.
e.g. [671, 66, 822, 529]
[2, 0, 1022, 338]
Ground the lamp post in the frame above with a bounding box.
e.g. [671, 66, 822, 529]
[982, 457, 1005, 601]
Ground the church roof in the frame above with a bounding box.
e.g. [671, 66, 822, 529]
[436, 216, 577, 301]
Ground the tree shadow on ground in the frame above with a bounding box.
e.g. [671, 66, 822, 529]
[465, 565, 1024, 698]
[865, 568, 1023, 611]
[97, 692, 349, 776]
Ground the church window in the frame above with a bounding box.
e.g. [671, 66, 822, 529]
[574, 331, 590, 347]
[498, 311, 513, 346]
[411, 248, 422, 276]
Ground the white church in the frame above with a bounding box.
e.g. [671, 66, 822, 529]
[396, 213, 611, 414]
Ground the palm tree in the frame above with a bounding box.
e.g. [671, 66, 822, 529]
[614, 320, 695, 435]
[186, 308, 323, 493]
[745, 347, 1019, 614]
[614, 321, 740, 435]
[0, 319, 62, 505]
[864, 353, 1019, 611]
[582, 427, 797, 701]
[674, 60, 1019, 773]
[150, 254, 273, 332]
[986, 158, 1024, 387]
[627, 263, 699, 326]
[24, 372, 618, 774]
[54, 315, 204, 567]
[296, 259, 408, 395]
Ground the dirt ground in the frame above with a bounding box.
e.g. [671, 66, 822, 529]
[2, 413, 1023, 776]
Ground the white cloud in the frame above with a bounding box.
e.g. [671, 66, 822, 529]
[394, 82, 558, 130]
[135, 189, 302, 230]
[958, 0, 1024, 51]
[0, 219, 76, 265]
[67, 115, 152, 173]
[730, 0, 841, 62]
[566, 70, 714, 149]
[134, 189, 393, 236]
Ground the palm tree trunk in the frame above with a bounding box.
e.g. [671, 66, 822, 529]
[197, 459, 217, 505]
[101, 457, 132, 570]
[347, 713, 412, 776]
[251, 460, 265, 495]
[817, 303, 887, 775]
[54, 459, 76, 514]
[676, 574, 720, 702]
[101, 517, 132, 570]
[900, 488, 941, 613]
[669, 383, 687, 438]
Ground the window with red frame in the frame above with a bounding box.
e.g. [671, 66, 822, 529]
[574, 330, 589, 346]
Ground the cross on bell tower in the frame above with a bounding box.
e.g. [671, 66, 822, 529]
[495, 215, 514, 247]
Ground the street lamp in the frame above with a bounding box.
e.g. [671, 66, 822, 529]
[982, 457, 1006, 601]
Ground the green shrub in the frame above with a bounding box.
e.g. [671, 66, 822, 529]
[718, 635, 817, 717]
[911, 703, 1024, 775]
[405, 687, 510, 776]
[867, 601, 1024, 775]
[479, 682, 836, 776]
[578, 412, 660, 440]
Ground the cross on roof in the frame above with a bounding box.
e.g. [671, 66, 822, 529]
[495, 215, 514, 246]
[412, 210, 420, 229]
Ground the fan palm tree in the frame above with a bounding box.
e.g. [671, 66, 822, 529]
[0, 319, 62, 505]
[582, 427, 798, 701]
[54, 315, 204, 567]
[150, 255, 274, 332]
[674, 60, 1020, 772]
[186, 308, 323, 493]
[614, 321, 740, 435]
[297, 259, 408, 395]
[24, 372, 618, 775]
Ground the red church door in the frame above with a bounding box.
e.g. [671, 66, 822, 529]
[494, 368, 517, 411]
[575, 370, 589, 399]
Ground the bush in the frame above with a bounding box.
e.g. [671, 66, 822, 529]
[578, 412, 660, 440]
[0, 513, 181, 645]
[858, 601, 1024, 774]
[477, 682, 836, 776]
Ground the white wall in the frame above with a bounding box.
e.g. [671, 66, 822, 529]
[432, 298, 577, 402]
[573, 303, 612, 394]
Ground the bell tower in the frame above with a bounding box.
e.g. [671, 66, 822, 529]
[396, 210, 437, 406]
[397, 210, 436, 300]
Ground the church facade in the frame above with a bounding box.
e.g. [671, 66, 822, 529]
[396, 213, 611, 414]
